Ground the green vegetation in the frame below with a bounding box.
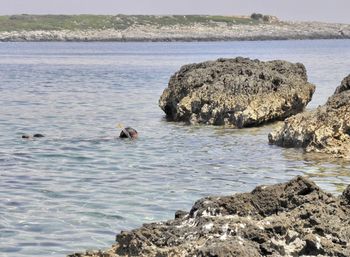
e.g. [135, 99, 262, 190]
[0, 14, 267, 32]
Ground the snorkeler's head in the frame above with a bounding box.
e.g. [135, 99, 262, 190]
[119, 127, 138, 139]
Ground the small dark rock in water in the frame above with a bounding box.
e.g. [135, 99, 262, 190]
[68, 176, 350, 257]
[269, 74, 350, 158]
[33, 134, 44, 138]
[159, 57, 315, 127]
[119, 127, 138, 139]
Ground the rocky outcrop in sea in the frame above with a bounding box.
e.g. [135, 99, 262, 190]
[69, 176, 350, 257]
[159, 57, 315, 127]
[269, 74, 350, 158]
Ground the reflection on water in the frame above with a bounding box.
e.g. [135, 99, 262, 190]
[0, 40, 350, 256]
[282, 149, 350, 192]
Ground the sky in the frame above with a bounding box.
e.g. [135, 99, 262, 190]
[0, 0, 349, 24]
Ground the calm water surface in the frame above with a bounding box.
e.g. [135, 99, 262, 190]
[1, 40, 350, 256]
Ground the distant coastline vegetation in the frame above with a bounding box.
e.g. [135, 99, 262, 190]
[0, 14, 278, 31]
[1, 14, 345, 42]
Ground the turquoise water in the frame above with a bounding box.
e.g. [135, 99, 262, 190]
[0, 40, 350, 256]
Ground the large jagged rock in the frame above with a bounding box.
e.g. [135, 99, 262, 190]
[69, 176, 350, 257]
[159, 57, 315, 127]
[269, 74, 350, 158]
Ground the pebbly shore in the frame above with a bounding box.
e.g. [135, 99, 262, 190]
[1, 21, 350, 42]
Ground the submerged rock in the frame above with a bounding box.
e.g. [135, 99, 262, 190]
[269, 74, 350, 158]
[159, 57, 315, 127]
[68, 176, 350, 257]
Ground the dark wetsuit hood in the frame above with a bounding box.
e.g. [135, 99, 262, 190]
[119, 127, 138, 139]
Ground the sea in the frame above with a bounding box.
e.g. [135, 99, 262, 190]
[0, 40, 350, 256]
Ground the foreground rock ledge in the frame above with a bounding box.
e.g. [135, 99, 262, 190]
[159, 57, 315, 127]
[269, 74, 350, 158]
[69, 176, 350, 257]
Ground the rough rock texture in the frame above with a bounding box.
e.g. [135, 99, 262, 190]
[159, 57, 315, 127]
[269, 74, 350, 158]
[69, 176, 350, 257]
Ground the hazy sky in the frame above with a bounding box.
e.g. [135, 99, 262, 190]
[0, 0, 349, 23]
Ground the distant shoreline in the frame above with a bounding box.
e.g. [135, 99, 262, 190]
[1, 35, 350, 43]
[0, 14, 349, 42]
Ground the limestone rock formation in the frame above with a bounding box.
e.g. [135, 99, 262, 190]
[159, 57, 315, 127]
[269, 74, 350, 158]
[69, 176, 350, 257]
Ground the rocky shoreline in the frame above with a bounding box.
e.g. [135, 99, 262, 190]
[159, 56, 350, 159]
[1, 21, 350, 42]
[69, 176, 350, 257]
[269, 74, 350, 158]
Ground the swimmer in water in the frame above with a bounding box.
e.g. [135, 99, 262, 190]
[119, 127, 138, 139]
[22, 134, 45, 139]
